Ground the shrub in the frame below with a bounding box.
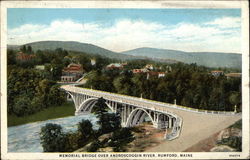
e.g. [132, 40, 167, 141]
[40, 123, 68, 152]
[87, 140, 101, 152]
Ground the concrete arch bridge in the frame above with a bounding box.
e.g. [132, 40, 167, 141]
[60, 85, 241, 142]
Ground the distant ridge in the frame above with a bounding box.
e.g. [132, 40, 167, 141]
[8, 41, 241, 69]
[16, 41, 134, 60]
[121, 47, 242, 69]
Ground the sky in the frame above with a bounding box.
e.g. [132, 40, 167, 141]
[7, 9, 241, 53]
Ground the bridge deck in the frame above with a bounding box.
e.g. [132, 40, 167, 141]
[61, 85, 238, 117]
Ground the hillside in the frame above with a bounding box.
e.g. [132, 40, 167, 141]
[8, 41, 241, 69]
[121, 47, 242, 69]
[8, 41, 135, 60]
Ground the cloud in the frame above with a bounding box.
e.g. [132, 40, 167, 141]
[205, 17, 241, 29]
[7, 17, 241, 53]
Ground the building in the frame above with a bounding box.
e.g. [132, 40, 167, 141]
[144, 64, 154, 70]
[211, 70, 224, 77]
[35, 65, 45, 70]
[158, 72, 166, 78]
[106, 63, 127, 70]
[147, 71, 166, 79]
[90, 59, 96, 66]
[225, 73, 241, 78]
[61, 63, 84, 82]
[132, 68, 149, 74]
[16, 52, 35, 61]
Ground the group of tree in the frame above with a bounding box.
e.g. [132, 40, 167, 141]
[7, 65, 66, 116]
[84, 62, 241, 112]
[40, 119, 95, 152]
[40, 97, 134, 152]
[7, 45, 116, 118]
[7, 47, 70, 117]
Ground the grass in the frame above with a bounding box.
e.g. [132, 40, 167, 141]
[8, 102, 75, 127]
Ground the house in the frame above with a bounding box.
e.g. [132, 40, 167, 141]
[132, 68, 149, 74]
[106, 63, 127, 70]
[211, 70, 224, 77]
[144, 64, 154, 70]
[16, 52, 35, 61]
[225, 73, 241, 78]
[147, 71, 166, 79]
[158, 72, 166, 78]
[90, 59, 96, 66]
[35, 65, 45, 70]
[61, 63, 84, 82]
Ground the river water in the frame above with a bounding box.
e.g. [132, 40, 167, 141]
[8, 114, 98, 152]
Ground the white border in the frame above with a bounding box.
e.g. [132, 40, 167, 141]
[1, 1, 249, 159]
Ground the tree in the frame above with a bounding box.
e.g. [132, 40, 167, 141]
[40, 123, 68, 152]
[86, 140, 101, 152]
[92, 97, 108, 115]
[20, 45, 26, 52]
[77, 119, 94, 140]
[229, 91, 241, 111]
[48, 85, 66, 106]
[35, 79, 56, 107]
[27, 45, 32, 54]
[7, 49, 16, 65]
[12, 94, 33, 116]
[109, 127, 134, 151]
[98, 113, 121, 134]
[113, 75, 133, 95]
[92, 97, 121, 134]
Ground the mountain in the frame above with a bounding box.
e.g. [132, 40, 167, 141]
[121, 47, 242, 69]
[8, 41, 241, 69]
[8, 41, 136, 60]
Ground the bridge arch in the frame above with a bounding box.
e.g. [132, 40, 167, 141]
[125, 108, 155, 127]
[76, 97, 114, 115]
[66, 91, 77, 109]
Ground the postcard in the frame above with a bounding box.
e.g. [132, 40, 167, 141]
[1, 0, 249, 159]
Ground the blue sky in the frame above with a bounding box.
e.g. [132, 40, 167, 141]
[7, 8, 241, 53]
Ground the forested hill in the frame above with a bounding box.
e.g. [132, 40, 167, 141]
[8, 41, 135, 60]
[122, 47, 242, 69]
[8, 41, 242, 69]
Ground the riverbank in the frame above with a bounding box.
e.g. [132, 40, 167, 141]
[74, 123, 167, 152]
[8, 102, 75, 127]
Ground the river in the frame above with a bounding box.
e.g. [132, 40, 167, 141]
[8, 114, 98, 152]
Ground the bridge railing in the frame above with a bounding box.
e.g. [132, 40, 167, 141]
[165, 117, 182, 140]
[61, 85, 239, 116]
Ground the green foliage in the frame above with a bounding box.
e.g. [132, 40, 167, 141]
[217, 136, 242, 151]
[98, 113, 121, 135]
[27, 45, 33, 54]
[77, 119, 94, 140]
[108, 128, 134, 152]
[85, 62, 241, 112]
[65, 132, 83, 152]
[93, 98, 121, 134]
[7, 65, 66, 117]
[229, 119, 242, 129]
[7, 49, 16, 65]
[92, 97, 109, 115]
[12, 94, 33, 116]
[20, 45, 27, 52]
[8, 102, 75, 127]
[86, 140, 102, 152]
[40, 123, 68, 152]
